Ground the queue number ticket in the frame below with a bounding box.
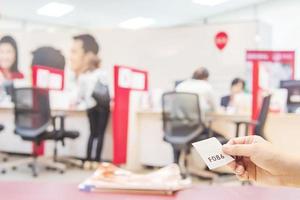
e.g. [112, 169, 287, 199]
[192, 137, 234, 170]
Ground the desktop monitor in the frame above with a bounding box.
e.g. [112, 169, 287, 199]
[280, 80, 300, 113]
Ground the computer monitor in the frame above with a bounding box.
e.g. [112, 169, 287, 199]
[280, 80, 300, 113]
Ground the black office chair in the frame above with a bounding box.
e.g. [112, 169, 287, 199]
[162, 92, 227, 178]
[0, 88, 79, 176]
[233, 95, 272, 138]
[0, 125, 4, 132]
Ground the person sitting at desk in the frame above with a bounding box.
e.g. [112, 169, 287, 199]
[69, 34, 110, 167]
[220, 78, 245, 108]
[176, 67, 217, 114]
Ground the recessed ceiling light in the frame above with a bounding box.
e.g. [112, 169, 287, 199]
[119, 17, 155, 30]
[192, 0, 229, 6]
[37, 2, 74, 17]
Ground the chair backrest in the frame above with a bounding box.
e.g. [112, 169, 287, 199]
[13, 88, 51, 138]
[255, 94, 272, 136]
[162, 92, 205, 147]
[92, 80, 110, 109]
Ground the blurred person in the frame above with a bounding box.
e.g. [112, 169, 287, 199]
[223, 135, 300, 187]
[70, 34, 102, 79]
[0, 35, 24, 80]
[221, 78, 251, 114]
[176, 67, 227, 152]
[0, 36, 24, 98]
[221, 78, 245, 108]
[176, 67, 217, 114]
[69, 34, 110, 167]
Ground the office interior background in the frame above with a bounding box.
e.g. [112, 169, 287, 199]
[1, 0, 300, 199]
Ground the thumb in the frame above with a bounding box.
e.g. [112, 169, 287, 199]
[222, 144, 254, 157]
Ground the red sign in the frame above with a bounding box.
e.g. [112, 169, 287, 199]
[32, 65, 64, 91]
[113, 65, 148, 164]
[215, 32, 228, 50]
[246, 50, 295, 63]
[246, 50, 295, 134]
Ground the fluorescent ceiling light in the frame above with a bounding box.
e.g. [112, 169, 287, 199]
[192, 0, 229, 6]
[119, 17, 155, 30]
[37, 2, 74, 17]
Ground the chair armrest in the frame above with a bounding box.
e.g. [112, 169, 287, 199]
[231, 120, 258, 137]
[51, 114, 66, 135]
[233, 120, 258, 126]
[207, 119, 214, 138]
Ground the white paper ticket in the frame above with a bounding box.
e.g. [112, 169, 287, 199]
[192, 137, 234, 170]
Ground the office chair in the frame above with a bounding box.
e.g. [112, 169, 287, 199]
[0, 88, 79, 177]
[162, 92, 228, 179]
[233, 95, 272, 138]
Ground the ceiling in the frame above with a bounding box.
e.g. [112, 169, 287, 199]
[0, 0, 273, 29]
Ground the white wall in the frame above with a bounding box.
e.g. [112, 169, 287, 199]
[94, 22, 267, 97]
[207, 0, 300, 78]
[1, 21, 268, 97]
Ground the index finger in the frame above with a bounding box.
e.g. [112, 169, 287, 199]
[226, 136, 256, 145]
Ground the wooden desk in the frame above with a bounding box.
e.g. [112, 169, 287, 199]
[136, 111, 250, 168]
[136, 110, 300, 169]
[1, 182, 300, 200]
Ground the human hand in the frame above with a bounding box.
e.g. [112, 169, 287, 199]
[222, 136, 294, 186]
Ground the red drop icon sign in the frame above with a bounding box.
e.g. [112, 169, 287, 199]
[215, 32, 228, 50]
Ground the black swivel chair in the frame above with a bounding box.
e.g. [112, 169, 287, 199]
[233, 95, 272, 138]
[162, 92, 227, 178]
[1, 87, 79, 176]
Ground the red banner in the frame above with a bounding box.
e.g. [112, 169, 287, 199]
[113, 65, 148, 164]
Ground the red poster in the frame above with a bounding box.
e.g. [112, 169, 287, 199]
[113, 65, 148, 164]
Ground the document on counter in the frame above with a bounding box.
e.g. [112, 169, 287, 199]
[192, 137, 234, 170]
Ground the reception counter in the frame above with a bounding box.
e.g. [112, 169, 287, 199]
[1, 104, 300, 171]
[130, 110, 300, 170]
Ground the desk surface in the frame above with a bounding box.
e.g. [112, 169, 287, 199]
[0, 105, 86, 114]
[1, 182, 300, 200]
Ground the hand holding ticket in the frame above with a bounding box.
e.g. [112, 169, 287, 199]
[192, 137, 234, 170]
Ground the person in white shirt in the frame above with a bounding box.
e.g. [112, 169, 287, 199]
[69, 34, 110, 166]
[175, 67, 227, 165]
[176, 67, 217, 113]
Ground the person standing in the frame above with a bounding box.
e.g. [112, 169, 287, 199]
[69, 34, 110, 167]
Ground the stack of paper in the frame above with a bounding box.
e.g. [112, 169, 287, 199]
[79, 163, 191, 195]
